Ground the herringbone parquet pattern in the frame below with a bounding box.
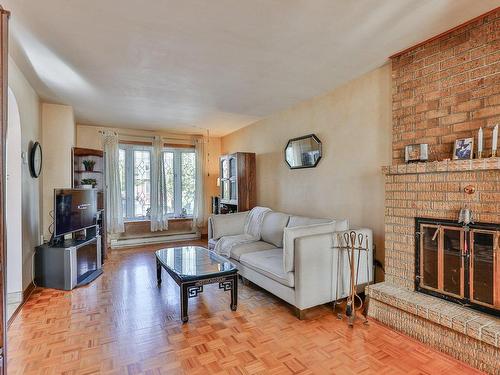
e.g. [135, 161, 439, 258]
[8, 241, 483, 374]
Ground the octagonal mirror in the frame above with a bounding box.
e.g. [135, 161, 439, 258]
[285, 134, 322, 169]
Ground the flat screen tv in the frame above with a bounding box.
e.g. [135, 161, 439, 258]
[54, 188, 97, 237]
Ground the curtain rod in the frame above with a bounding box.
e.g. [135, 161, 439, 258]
[98, 130, 202, 142]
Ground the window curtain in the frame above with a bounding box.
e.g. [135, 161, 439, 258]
[192, 137, 205, 230]
[150, 136, 169, 231]
[102, 131, 124, 234]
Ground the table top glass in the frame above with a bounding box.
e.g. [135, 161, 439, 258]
[155, 246, 237, 281]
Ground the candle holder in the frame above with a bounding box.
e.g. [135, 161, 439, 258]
[493, 150, 497, 158]
[478, 151, 483, 159]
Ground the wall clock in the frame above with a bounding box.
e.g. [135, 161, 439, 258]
[29, 141, 42, 178]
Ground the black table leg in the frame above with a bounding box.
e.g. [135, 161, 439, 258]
[156, 258, 162, 286]
[180, 283, 189, 323]
[230, 274, 238, 311]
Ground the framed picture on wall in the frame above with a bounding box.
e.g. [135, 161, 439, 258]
[452, 137, 474, 160]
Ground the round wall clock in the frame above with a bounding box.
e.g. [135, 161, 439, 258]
[29, 141, 42, 178]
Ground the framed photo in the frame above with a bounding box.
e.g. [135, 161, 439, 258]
[453, 137, 474, 160]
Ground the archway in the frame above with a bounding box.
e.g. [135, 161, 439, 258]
[6, 87, 22, 320]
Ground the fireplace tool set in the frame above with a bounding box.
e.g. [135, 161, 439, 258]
[332, 231, 371, 327]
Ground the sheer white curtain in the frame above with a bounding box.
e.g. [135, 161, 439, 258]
[192, 137, 205, 231]
[102, 131, 124, 234]
[150, 136, 168, 231]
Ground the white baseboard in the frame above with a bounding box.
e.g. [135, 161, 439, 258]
[110, 232, 200, 249]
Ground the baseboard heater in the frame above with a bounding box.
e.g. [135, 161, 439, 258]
[110, 232, 200, 249]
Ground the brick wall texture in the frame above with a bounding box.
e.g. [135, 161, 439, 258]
[392, 9, 500, 163]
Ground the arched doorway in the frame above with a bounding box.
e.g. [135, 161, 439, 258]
[6, 87, 22, 320]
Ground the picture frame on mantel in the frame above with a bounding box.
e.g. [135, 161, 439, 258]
[452, 137, 474, 160]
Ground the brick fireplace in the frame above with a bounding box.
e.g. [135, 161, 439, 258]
[367, 8, 500, 374]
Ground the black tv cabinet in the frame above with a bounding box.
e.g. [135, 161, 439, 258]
[35, 235, 102, 290]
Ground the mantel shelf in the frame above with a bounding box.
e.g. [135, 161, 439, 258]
[383, 157, 500, 175]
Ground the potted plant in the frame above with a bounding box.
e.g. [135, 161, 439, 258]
[82, 159, 96, 171]
[81, 178, 97, 189]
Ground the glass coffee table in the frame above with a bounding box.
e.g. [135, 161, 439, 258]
[155, 246, 238, 323]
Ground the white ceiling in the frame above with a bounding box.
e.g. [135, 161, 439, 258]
[4, 0, 498, 136]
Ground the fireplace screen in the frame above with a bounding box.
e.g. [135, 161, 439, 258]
[416, 218, 499, 316]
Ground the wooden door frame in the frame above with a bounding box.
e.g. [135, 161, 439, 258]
[0, 6, 9, 374]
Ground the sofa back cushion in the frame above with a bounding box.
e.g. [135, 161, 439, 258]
[288, 216, 331, 228]
[210, 211, 249, 239]
[261, 212, 290, 247]
[282, 218, 349, 272]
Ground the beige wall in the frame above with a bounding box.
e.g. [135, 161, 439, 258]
[8, 57, 42, 289]
[222, 64, 392, 273]
[41, 103, 75, 240]
[76, 124, 221, 234]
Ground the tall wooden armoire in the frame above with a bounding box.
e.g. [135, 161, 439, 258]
[219, 152, 256, 213]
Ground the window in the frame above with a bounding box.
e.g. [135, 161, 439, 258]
[119, 144, 195, 220]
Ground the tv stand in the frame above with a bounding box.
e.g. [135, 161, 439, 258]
[35, 235, 102, 290]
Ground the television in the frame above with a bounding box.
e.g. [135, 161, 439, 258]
[54, 188, 97, 237]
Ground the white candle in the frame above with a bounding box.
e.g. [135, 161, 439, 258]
[478, 127, 483, 153]
[493, 124, 498, 154]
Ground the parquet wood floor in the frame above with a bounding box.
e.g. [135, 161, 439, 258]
[8, 241, 483, 374]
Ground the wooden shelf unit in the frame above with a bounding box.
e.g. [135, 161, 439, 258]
[72, 147, 108, 261]
[219, 152, 256, 213]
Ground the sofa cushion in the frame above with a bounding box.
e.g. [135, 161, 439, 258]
[287, 216, 331, 228]
[210, 211, 249, 239]
[239, 249, 294, 287]
[230, 241, 277, 261]
[260, 212, 290, 248]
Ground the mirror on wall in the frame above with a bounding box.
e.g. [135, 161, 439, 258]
[284, 134, 322, 169]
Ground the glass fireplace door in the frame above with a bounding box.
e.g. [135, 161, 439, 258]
[419, 224, 464, 299]
[470, 230, 499, 309]
[442, 227, 464, 298]
[420, 225, 440, 290]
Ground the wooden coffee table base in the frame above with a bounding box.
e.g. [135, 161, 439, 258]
[156, 258, 238, 323]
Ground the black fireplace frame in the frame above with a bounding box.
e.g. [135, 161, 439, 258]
[415, 217, 499, 317]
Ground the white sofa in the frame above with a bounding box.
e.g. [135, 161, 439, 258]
[208, 210, 373, 318]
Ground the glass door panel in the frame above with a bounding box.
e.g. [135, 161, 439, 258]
[230, 180, 237, 200]
[221, 180, 230, 201]
[471, 231, 494, 306]
[443, 228, 462, 297]
[229, 157, 237, 178]
[421, 225, 439, 289]
[221, 159, 229, 179]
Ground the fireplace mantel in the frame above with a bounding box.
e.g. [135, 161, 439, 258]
[382, 157, 500, 176]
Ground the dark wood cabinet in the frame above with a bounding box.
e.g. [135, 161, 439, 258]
[219, 152, 256, 212]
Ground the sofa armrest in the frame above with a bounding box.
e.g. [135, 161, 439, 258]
[293, 232, 335, 309]
[293, 228, 374, 310]
[283, 222, 336, 273]
[208, 211, 249, 240]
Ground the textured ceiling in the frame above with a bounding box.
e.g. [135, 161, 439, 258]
[4, 0, 498, 136]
